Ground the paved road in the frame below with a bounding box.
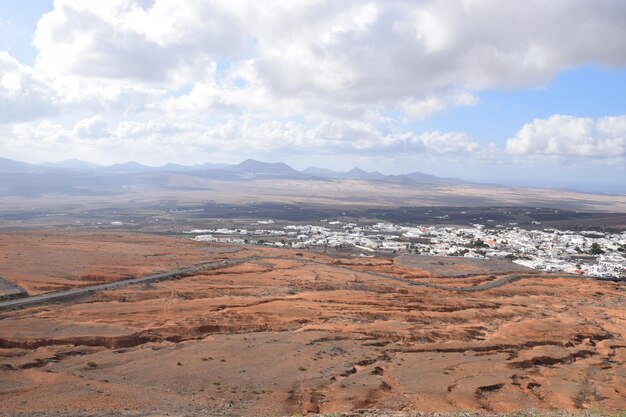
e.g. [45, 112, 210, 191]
[257, 256, 594, 293]
[0, 254, 606, 312]
[369, 270, 584, 292]
[0, 257, 257, 311]
[292, 257, 588, 292]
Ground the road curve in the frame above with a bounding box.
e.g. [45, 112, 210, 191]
[290, 257, 590, 292]
[0, 254, 609, 312]
[0, 257, 258, 312]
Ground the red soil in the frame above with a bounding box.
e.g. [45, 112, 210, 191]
[0, 232, 624, 416]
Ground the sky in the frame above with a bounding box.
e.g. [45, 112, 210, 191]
[0, 1, 625, 193]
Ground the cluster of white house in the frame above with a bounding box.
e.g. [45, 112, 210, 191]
[189, 221, 626, 279]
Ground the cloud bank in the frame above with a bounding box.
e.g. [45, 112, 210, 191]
[507, 115, 626, 158]
[0, 0, 625, 172]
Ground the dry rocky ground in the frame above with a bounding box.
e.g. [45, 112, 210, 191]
[0, 231, 218, 296]
[0, 232, 624, 416]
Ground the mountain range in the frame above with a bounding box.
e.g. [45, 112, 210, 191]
[0, 157, 460, 184]
[0, 156, 470, 197]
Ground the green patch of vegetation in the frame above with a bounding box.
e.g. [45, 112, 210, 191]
[590, 242, 605, 255]
[470, 238, 489, 248]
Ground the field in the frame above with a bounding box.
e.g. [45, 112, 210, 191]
[2, 178, 626, 223]
[1, 231, 624, 416]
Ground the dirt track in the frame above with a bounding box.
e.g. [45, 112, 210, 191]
[0, 253, 594, 311]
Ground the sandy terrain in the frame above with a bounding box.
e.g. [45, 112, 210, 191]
[1, 179, 626, 216]
[0, 232, 250, 295]
[0, 232, 624, 416]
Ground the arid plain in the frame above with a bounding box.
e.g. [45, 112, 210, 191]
[1, 231, 624, 416]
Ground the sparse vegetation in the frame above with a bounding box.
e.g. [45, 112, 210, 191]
[590, 242, 604, 255]
[471, 238, 489, 248]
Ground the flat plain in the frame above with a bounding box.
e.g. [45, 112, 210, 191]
[3, 178, 626, 214]
[0, 231, 624, 416]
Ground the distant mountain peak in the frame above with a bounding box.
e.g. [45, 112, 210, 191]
[115, 161, 146, 167]
[0, 157, 43, 172]
[234, 159, 297, 174]
[0, 157, 466, 189]
[304, 166, 386, 180]
[43, 159, 101, 171]
[345, 167, 386, 180]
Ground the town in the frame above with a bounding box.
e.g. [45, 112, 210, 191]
[189, 220, 626, 280]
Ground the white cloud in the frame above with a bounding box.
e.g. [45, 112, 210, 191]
[506, 114, 626, 158]
[72, 116, 111, 138]
[401, 92, 478, 121]
[1, 116, 480, 166]
[419, 130, 478, 153]
[0, 52, 58, 122]
[33, 0, 250, 84]
[29, 0, 626, 122]
[1, 0, 625, 173]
